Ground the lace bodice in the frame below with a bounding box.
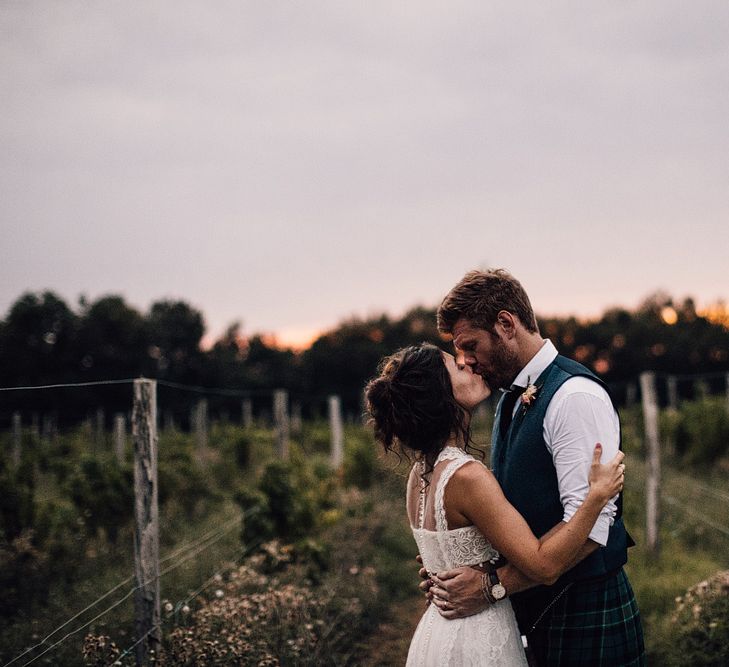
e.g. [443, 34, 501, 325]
[410, 447, 500, 574]
[406, 447, 527, 666]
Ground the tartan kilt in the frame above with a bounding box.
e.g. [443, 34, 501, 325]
[521, 568, 645, 667]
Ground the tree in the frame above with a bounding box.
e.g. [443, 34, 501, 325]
[75, 295, 148, 380]
[0, 291, 78, 386]
[147, 300, 206, 382]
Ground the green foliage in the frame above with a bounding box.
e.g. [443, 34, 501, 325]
[34, 501, 87, 584]
[234, 446, 341, 549]
[259, 461, 316, 540]
[0, 457, 36, 541]
[158, 452, 219, 519]
[75, 296, 147, 379]
[0, 465, 83, 616]
[155, 545, 372, 666]
[236, 487, 274, 545]
[299, 421, 332, 453]
[232, 434, 251, 469]
[66, 457, 133, 543]
[3, 289, 728, 422]
[649, 572, 729, 667]
[0, 530, 49, 617]
[343, 430, 376, 489]
[663, 398, 729, 466]
[291, 537, 331, 582]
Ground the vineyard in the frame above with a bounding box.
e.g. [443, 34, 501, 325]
[1, 386, 729, 665]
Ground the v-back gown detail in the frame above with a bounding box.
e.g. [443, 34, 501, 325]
[406, 447, 528, 667]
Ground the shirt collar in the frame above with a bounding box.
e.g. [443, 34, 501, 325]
[510, 339, 557, 391]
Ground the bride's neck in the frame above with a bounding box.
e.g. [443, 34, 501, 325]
[445, 433, 466, 449]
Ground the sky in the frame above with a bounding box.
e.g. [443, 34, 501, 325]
[2, 2, 728, 348]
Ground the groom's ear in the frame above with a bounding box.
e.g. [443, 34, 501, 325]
[495, 310, 517, 339]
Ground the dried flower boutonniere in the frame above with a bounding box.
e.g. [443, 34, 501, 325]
[520, 377, 540, 413]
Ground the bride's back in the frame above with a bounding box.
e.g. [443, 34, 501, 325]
[407, 446, 499, 573]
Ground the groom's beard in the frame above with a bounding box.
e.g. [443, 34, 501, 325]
[479, 339, 521, 391]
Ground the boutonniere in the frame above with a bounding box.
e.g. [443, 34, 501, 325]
[519, 377, 540, 413]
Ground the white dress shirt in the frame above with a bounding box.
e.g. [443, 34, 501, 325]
[507, 339, 619, 546]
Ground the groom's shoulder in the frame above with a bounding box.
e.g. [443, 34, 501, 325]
[551, 354, 598, 379]
[547, 356, 616, 410]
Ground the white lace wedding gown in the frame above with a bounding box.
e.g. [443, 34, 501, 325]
[406, 447, 528, 667]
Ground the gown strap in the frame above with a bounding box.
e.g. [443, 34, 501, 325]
[434, 455, 475, 533]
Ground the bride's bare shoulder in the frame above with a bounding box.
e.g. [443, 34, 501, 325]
[449, 459, 500, 491]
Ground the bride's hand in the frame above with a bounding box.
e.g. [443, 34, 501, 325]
[587, 444, 625, 504]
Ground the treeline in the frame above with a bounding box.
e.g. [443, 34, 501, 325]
[1, 291, 728, 419]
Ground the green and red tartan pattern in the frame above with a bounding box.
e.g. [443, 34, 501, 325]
[525, 568, 645, 666]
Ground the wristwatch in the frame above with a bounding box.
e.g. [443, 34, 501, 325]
[484, 570, 507, 603]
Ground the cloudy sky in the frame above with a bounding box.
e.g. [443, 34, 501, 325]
[2, 2, 728, 347]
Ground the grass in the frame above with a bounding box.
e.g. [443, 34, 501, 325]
[3, 411, 728, 666]
[620, 454, 728, 662]
[0, 500, 246, 666]
[0, 422, 276, 666]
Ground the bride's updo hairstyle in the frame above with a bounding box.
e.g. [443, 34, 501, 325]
[365, 343, 479, 477]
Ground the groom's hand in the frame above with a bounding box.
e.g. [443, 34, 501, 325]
[430, 566, 489, 619]
[416, 555, 435, 601]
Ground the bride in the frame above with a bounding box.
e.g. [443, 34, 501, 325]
[365, 343, 625, 666]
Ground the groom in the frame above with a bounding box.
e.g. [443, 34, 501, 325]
[427, 269, 645, 666]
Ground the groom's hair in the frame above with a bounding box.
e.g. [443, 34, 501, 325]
[437, 269, 539, 335]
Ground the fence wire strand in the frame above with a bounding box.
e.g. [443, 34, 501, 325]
[663, 494, 729, 539]
[4, 512, 249, 667]
[0, 379, 136, 392]
[107, 537, 264, 667]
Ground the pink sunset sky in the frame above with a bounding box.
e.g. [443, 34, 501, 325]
[2, 2, 728, 349]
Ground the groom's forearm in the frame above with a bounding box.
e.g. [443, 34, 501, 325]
[498, 523, 600, 596]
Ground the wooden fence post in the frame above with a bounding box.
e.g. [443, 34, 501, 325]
[695, 379, 709, 399]
[132, 379, 160, 665]
[163, 410, 175, 432]
[626, 382, 637, 408]
[114, 413, 126, 465]
[242, 398, 253, 429]
[291, 401, 302, 435]
[667, 376, 678, 411]
[30, 413, 40, 441]
[12, 412, 21, 468]
[640, 371, 661, 558]
[195, 398, 208, 456]
[360, 388, 368, 426]
[329, 395, 344, 468]
[273, 390, 289, 460]
[95, 407, 105, 449]
[42, 414, 52, 443]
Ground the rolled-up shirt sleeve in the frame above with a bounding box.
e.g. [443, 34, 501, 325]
[543, 379, 620, 547]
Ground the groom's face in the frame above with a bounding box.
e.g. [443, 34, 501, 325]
[452, 317, 520, 391]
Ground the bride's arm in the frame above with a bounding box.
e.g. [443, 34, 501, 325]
[405, 465, 420, 528]
[447, 445, 622, 585]
[497, 524, 599, 597]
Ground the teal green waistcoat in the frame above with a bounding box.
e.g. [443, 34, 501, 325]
[491, 355, 631, 594]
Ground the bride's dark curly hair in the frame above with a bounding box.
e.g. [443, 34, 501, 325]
[364, 343, 482, 480]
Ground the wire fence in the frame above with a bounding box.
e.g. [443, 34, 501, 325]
[106, 536, 265, 667]
[1, 369, 727, 665]
[0, 376, 342, 667]
[3, 510, 253, 667]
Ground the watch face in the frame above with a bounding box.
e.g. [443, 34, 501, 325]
[491, 583, 507, 600]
